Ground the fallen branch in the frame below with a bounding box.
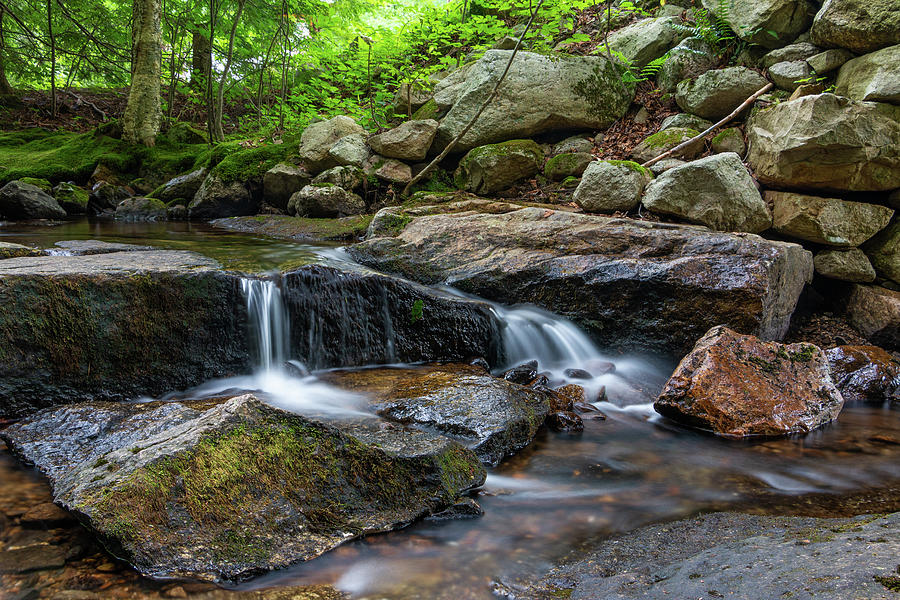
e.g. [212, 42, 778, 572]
[64, 89, 107, 121]
[401, 0, 545, 197]
[640, 82, 773, 169]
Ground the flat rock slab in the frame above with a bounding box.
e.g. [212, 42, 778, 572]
[51, 239, 156, 255]
[0, 249, 218, 275]
[210, 215, 371, 242]
[0, 395, 485, 582]
[521, 511, 900, 599]
[350, 208, 813, 356]
[321, 364, 550, 466]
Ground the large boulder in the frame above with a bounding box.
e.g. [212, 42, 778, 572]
[768, 191, 894, 246]
[263, 163, 311, 211]
[607, 17, 684, 68]
[654, 326, 844, 436]
[642, 153, 772, 233]
[350, 207, 813, 356]
[188, 174, 256, 220]
[747, 94, 900, 192]
[0, 180, 67, 220]
[453, 140, 543, 195]
[809, 0, 900, 54]
[391, 81, 434, 116]
[703, 0, 815, 49]
[433, 50, 633, 152]
[298, 116, 366, 172]
[863, 220, 900, 284]
[321, 364, 550, 466]
[843, 285, 900, 350]
[834, 45, 900, 104]
[114, 197, 167, 222]
[675, 67, 770, 120]
[0, 395, 485, 581]
[0, 250, 250, 418]
[327, 132, 370, 169]
[287, 184, 365, 218]
[154, 168, 207, 203]
[367, 119, 439, 162]
[825, 345, 900, 403]
[573, 160, 651, 213]
[813, 248, 876, 282]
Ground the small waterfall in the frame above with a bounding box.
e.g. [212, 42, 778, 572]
[241, 277, 290, 372]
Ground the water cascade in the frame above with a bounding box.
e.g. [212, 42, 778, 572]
[241, 277, 290, 372]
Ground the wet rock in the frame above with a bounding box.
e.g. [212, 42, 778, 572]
[702, 0, 814, 49]
[631, 128, 702, 163]
[551, 384, 584, 410]
[810, 0, 900, 54]
[607, 17, 684, 68]
[88, 181, 130, 216]
[654, 326, 844, 436]
[20, 502, 75, 526]
[263, 164, 311, 211]
[863, 220, 900, 284]
[52, 183, 89, 215]
[503, 360, 539, 386]
[321, 364, 550, 466]
[0, 395, 485, 581]
[425, 497, 483, 521]
[188, 174, 256, 220]
[843, 285, 899, 350]
[368, 119, 439, 162]
[642, 153, 772, 233]
[573, 160, 651, 213]
[167, 204, 188, 220]
[287, 184, 365, 218]
[327, 133, 369, 169]
[826, 345, 900, 403]
[0, 181, 67, 220]
[349, 207, 813, 356]
[433, 50, 632, 152]
[834, 45, 900, 104]
[813, 248, 876, 282]
[747, 94, 900, 192]
[311, 166, 365, 192]
[675, 67, 770, 120]
[768, 60, 812, 91]
[547, 410, 584, 432]
[544, 152, 592, 181]
[564, 368, 592, 380]
[210, 214, 371, 243]
[768, 191, 894, 246]
[656, 38, 718, 93]
[0, 545, 67, 573]
[298, 116, 366, 173]
[0, 250, 249, 418]
[154, 169, 207, 204]
[50, 240, 154, 255]
[114, 197, 167, 222]
[454, 140, 543, 195]
[0, 242, 41, 259]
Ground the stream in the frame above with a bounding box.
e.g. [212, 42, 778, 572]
[2, 219, 900, 599]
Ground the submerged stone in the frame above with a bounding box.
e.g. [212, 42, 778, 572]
[825, 345, 900, 403]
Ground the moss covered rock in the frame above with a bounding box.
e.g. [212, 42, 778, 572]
[454, 140, 543, 195]
[0, 395, 485, 581]
[809, 0, 900, 54]
[53, 182, 90, 215]
[0, 180, 67, 220]
[676, 67, 769, 120]
[711, 127, 747, 156]
[188, 173, 257, 220]
[631, 128, 702, 163]
[19, 177, 52, 194]
[573, 159, 651, 213]
[544, 152, 593, 181]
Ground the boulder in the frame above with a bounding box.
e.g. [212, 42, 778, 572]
[809, 0, 900, 54]
[825, 345, 900, 402]
[844, 285, 900, 350]
[433, 50, 633, 152]
[863, 220, 900, 284]
[0, 242, 41, 259]
[834, 45, 900, 104]
[710, 127, 746, 155]
[813, 248, 876, 282]
[0, 250, 250, 418]
[287, 184, 365, 218]
[543, 152, 593, 181]
[805, 48, 855, 74]
[349, 207, 813, 356]
[703, 0, 815, 49]
[454, 140, 543, 195]
[747, 94, 900, 192]
[760, 42, 822, 68]
[154, 168, 207, 204]
[188, 174, 256, 220]
[0, 395, 485, 581]
[607, 17, 684, 68]
[654, 326, 844, 436]
[367, 119, 439, 162]
[391, 82, 433, 116]
[649, 158, 687, 174]
[52, 183, 89, 215]
[372, 158, 413, 184]
[642, 153, 772, 233]
[768, 191, 894, 246]
[327, 133, 370, 168]
[631, 127, 702, 163]
[263, 164, 311, 211]
[311, 165, 365, 191]
[768, 60, 812, 91]
[114, 197, 167, 222]
[675, 67, 770, 120]
[88, 181, 130, 216]
[658, 113, 712, 132]
[552, 135, 593, 155]
[320, 364, 550, 466]
[656, 38, 718, 93]
[0, 181, 67, 220]
[298, 116, 366, 172]
[167, 204, 188, 220]
[51, 240, 154, 255]
[573, 160, 651, 213]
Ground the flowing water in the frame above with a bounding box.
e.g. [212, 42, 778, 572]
[2, 220, 900, 600]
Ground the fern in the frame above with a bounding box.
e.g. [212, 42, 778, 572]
[671, 0, 742, 59]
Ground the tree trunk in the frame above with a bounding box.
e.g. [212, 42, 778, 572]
[0, 8, 14, 95]
[123, 0, 162, 146]
[212, 0, 244, 142]
[191, 25, 210, 88]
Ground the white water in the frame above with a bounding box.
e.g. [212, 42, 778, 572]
[241, 278, 290, 372]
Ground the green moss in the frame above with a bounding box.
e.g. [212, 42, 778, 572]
[544, 153, 591, 180]
[712, 128, 740, 144]
[19, 177, 52, 193]
[203, 139, 298, 185]
[411, 98, 440, 121]
[574, 62, 634, 122]
[641, 128, 700, 149]
[874, 575, 900, 592]
[789, 344, 816, 362]
[605, 159, 653, 178]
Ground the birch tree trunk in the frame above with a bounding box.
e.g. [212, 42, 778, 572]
[123, 0, 162, 146]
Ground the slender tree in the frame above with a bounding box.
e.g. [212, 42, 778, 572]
[211, 0, 245, 141]
[0, 7, 14, 94]
[123, 0, 162, 146]
[46, 0, 56, 116]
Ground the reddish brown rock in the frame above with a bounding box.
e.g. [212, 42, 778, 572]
[654, 326, 845, 437]
[825, 345, 900, 403]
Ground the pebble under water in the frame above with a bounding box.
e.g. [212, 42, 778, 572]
[1, 220, 899, 600]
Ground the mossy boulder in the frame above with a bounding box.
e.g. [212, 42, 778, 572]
[0, 394, 485, 581]
[834, 44, 900, 104]
[573, 160, 651, 213]
[53, 182, 90, 215]
[0, 242, 42, 259]
[711, 127, 746, 156]
[454, 140, 544, 195]
[312, 165, 365, 191]
[19, 177, 52, 194]
[631, 127, 702, 163]
[165, 122, 207, 144]
[188, 173, 257, 220]
[0, 180, 67, 220]
[544, 152, 593, 181]
[152, 168, 207, 204]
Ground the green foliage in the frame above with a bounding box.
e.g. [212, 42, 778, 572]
[670, 0, 746, 60]
[410, 299, 424, 323]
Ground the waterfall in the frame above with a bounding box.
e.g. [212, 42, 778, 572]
[241, 277, 290, 372]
